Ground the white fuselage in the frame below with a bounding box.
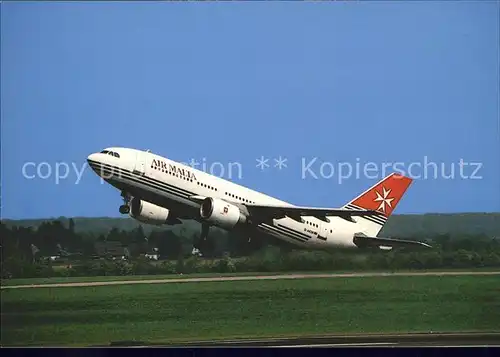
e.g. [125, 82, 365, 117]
[87, 147, 363, 250]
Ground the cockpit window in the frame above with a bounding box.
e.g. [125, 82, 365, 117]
[100, 150, 120, 158]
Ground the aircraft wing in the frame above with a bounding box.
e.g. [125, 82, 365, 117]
[188, 195, 383, 222]
[353, 233, 432, 249]
[244, 203, 382, 222]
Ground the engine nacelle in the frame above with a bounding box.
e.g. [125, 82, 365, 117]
[199, 197, 247, 230]
[130, 198, 171, 225]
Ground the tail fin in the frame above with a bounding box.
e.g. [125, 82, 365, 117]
[343, 173, 413, 236]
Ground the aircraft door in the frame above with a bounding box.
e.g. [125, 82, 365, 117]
[133, 151, 147, 176]
[319, 220, 332, 241]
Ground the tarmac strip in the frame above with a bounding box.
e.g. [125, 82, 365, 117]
[2, 271, 500, 289]
[107, 332, 500, 348]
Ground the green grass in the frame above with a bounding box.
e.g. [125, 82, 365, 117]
[1, 275, 499, 346]
[1, 271, 278, 286]
[2, 267, 498, 286]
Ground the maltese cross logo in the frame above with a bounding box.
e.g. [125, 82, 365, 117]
[374, 187, 394, 213]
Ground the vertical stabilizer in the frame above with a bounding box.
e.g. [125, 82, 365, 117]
[343, 173, 413, 236]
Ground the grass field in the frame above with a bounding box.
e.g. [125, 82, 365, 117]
[1, 271, 283, 286]
[3, 267, 498, 286]
[1, 275, 499, 346]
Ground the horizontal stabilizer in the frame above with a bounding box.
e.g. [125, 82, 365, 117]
[353, 232, 432, 249]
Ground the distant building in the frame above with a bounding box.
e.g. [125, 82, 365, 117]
[93, 241, 159, 260]
[94, 241, 126, 258]
[145, 253, 159, 260]
[144, 247, 160, 260]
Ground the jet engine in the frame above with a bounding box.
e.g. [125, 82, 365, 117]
[199, 197, 248, 230]
[130, 197, 176, 225]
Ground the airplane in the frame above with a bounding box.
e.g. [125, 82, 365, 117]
[87, 147, 431, 254]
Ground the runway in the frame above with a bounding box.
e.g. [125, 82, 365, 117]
[106, 332, 500, 348]
[3, 271, 500, 289]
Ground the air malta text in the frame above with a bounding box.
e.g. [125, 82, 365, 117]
[152, 159, 197, 181]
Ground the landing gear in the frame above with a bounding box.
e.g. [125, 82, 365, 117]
[119, 205, 130, 214]
[192, 223, 211, 257]
[119, 191, 132, 215]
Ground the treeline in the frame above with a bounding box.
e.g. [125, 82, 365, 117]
[1, 219, 500, 279]
[0, 219, 265, 261]
[4, 212, 500, 236]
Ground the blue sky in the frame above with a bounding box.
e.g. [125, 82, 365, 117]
[2, 1, 499, 219]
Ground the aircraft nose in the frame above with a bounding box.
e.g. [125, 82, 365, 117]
[87, 153, 102, 174]
[87, 153, 100, 164]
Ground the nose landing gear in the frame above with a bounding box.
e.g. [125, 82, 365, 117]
[119, 191, 132, 215]
[119, 205, 130, 214]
